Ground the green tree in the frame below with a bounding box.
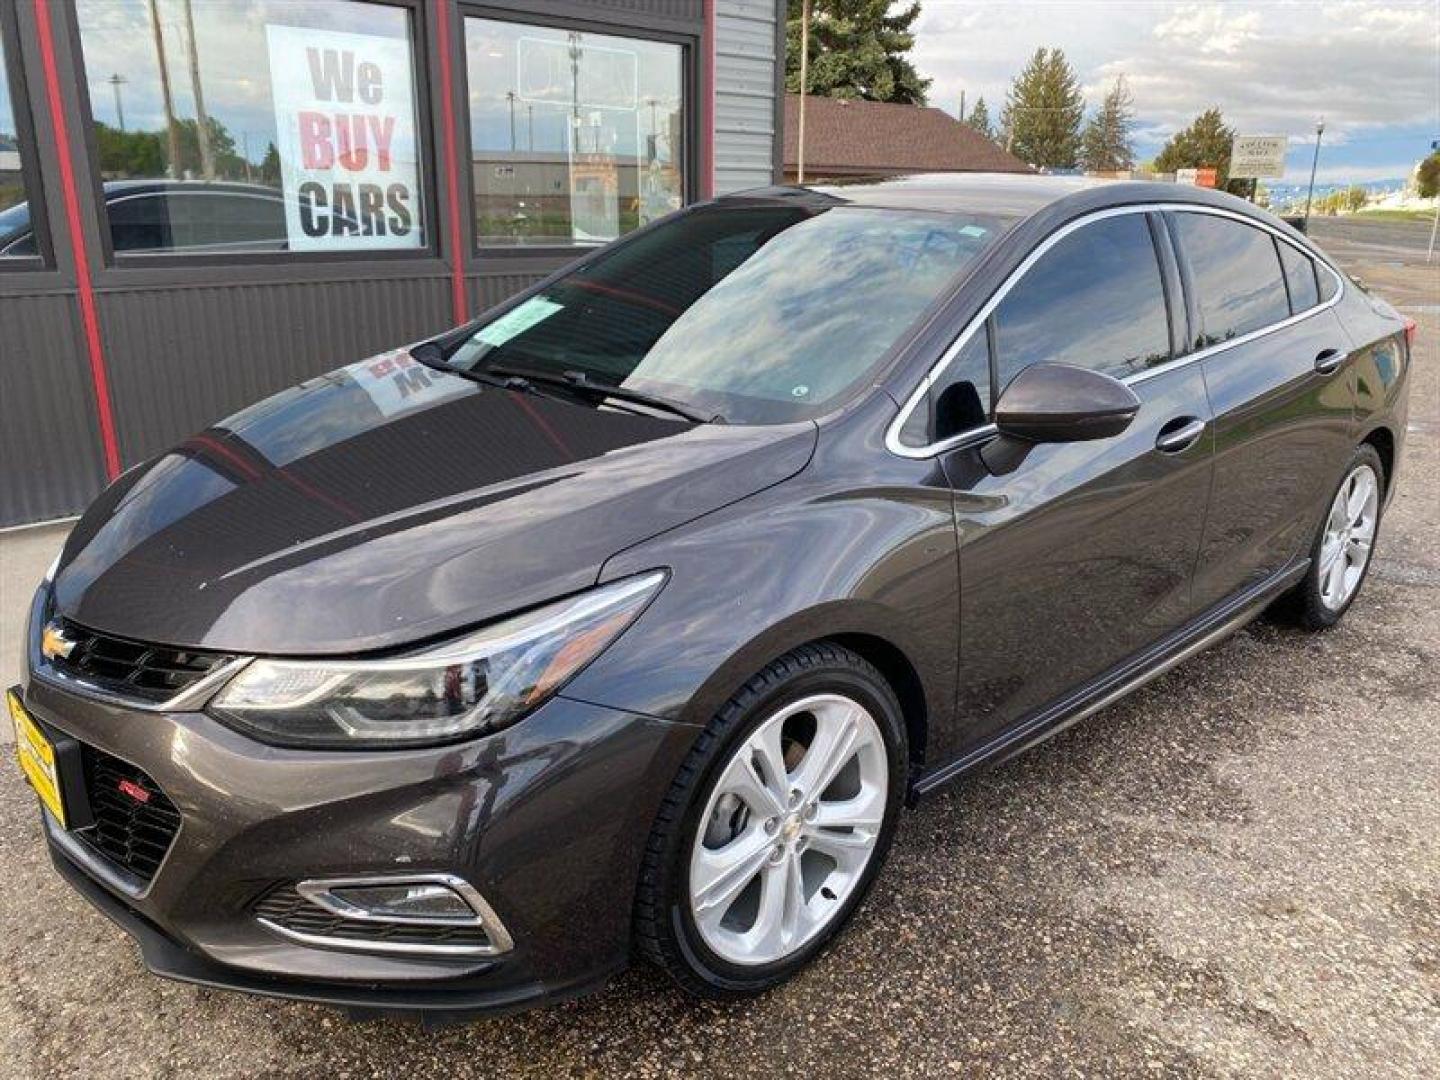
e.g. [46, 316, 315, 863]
[1153, 107, 1236, 188]
[94, 122, 165, 177]
[260, 142, 282, 187]
[999, 48, 1084, 169]
[786, 0, 930, 105]
[1344, 184, 1368, 212]
[1078, 75, 1135, 172]
[965, 96, 993, 141]
[1416, 151, 1440, 199]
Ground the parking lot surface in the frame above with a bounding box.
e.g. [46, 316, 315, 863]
[1, 218, 1436, 1078]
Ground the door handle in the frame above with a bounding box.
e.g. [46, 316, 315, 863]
[1155, 416, 1207, 454]
[1314, 347, 1346, 375]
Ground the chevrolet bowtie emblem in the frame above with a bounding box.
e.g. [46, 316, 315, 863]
[41, 621, 76, 661]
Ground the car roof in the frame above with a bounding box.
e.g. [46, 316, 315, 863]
[99, 179, 284, 199]
[720, 172, 1272, 225]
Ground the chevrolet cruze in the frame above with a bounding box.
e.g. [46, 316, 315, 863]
[10, 175, 1411, 1018]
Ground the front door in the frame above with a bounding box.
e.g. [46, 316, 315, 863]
[928, 210, 1215, 751]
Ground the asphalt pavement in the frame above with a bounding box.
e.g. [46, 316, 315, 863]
[1, 216, 1436, 1078]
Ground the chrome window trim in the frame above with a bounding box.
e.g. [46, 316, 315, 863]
[886, 201, 1347, 460]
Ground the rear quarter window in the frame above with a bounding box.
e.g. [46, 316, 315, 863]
[1277, 240, 1320, 312]
[1173, 212, 1290, 347]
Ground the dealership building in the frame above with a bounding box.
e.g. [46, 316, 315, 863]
[0, 0, 786, 526]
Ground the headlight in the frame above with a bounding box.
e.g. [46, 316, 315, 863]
[209, 571, 665, 748]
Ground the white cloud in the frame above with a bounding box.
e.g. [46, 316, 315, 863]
[913, 1, 1438, 170]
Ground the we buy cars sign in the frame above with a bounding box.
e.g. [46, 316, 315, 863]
[266, 26, 421, 250]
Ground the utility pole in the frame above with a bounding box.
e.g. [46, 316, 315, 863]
[1302, 118, 1325, 231]
[181, 0, 215, 180]
[108, 73, 127, 131]
[797, 0, 810, 183]
[506, 90, 517, 151]
[148, 0, 182, 178]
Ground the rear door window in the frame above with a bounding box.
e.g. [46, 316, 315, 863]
[992, 213, 1171, 392]
[1277, 239, 1320, 313]
[1173, 213, 1291, 346]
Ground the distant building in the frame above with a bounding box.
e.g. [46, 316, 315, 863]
[783, 94, 1030, 182]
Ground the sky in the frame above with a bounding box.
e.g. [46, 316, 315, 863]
[910, 1, 1440, 184]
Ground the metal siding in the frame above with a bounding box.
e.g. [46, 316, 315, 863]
[714, 0, 779, 194]
[95, 278, 452, 464]
[0, 293, 109, 524]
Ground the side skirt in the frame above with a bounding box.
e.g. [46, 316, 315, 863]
[909, 558, 1310, 800]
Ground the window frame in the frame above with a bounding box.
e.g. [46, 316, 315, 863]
[986, 210, 1176, 396]
[458, 3, 699, 261]
[886, 203, 1347, 461]
[66, 0, 441, 269]
[1169, 209, 1293, 345]
[0, 0, 54, 270]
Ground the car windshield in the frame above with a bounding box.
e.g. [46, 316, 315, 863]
[443, 203, 1014, 423]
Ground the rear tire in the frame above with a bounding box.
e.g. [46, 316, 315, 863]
[1280, 444, 1385, 631]
[633, 643, 907, 998]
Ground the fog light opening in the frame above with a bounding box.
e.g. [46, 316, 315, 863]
[253, 873, 516, 957]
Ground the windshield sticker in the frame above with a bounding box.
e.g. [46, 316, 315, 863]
[959, 225, 989, 238]
[477, 297, 564, 347]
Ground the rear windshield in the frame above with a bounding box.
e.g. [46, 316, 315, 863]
[444, 204, 1014, 423]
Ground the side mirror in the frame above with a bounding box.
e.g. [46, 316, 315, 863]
[993, 363, 1141, 443]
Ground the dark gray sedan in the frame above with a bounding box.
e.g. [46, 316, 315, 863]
[11, 174, 1411, 1017]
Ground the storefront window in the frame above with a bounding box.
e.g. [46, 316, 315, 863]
[465, 18, 684, 248]
[75, 0, 426, 255]
[0, 33, 38, 257]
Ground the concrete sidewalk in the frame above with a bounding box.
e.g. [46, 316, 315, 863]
[0, 522, 68, 738]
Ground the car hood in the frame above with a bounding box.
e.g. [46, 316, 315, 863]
[52, 350, 816, 654]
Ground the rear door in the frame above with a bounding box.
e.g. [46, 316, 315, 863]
[928, 209, 1215, 749]
[1167, 210, 1356, 611]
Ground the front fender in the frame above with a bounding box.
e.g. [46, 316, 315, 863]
[563, 401, 962, 762]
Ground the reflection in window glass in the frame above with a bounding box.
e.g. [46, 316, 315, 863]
[75, 0, 425, 255]
[1277, 239, 1319, 313]
[1173, 213, 1290, 345]
[0, 36, 37, 256]
[901, 326, 991, 447]
[994, 214, 1171, 390]
[445, 206, 1012, 425]
[465, 18, 684, 248]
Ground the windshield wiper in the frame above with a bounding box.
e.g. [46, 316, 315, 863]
[488, 365, 721, 424]
[410, 342, 533, 392]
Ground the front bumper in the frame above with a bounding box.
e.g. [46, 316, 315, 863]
[17, 672, 697, 1017]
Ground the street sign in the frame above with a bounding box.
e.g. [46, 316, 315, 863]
[1230, 135, 1289, 179]
[1175, 167, 1217, 188]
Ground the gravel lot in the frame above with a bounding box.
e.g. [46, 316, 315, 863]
[2, 218, 1436, 1079]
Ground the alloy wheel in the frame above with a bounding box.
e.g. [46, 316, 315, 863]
[1318, 463, 1379, 611]
[687, 693, 888, 967]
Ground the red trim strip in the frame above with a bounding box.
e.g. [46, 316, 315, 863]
[704, 0, 716, 198]
[434, 0, 469, 324]
[33, 0, 121, 480]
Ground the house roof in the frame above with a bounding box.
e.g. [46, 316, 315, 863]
[783, 95, 1030, 177]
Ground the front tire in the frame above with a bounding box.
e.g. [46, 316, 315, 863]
[1284, 444, 1385, 630]
[634, 643, 907, 998]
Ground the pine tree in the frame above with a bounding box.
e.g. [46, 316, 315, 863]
[1079, 75, 1136, 172]
[786, 1, 931, 105]
[999, 48, 1084, 169]
[1153, 108, 1236, 186]
[965, 96, 993, 141]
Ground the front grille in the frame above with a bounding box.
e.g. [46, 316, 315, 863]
[74, 746, 181, 883]
[47, 617, 234, 704]
[254, 886, 494, 950]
